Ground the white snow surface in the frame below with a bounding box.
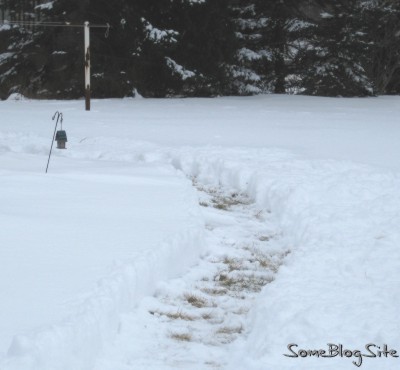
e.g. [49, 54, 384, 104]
[1, 95, 400, 370]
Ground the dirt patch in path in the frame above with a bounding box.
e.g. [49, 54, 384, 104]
[94, 180, 290, 370]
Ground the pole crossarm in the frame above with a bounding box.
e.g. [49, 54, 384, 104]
[0, 20, 110, 28]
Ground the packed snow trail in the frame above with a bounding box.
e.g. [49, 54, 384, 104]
[94, 180, 289, 370]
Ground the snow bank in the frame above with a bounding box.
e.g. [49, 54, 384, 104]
[0, 158, 205, 370]
[6, 93, 27, 101]
[171, 148, 400, 370]
[4, 226, 203, 370]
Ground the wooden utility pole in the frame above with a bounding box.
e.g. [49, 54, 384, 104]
[84, 21, 91, 111]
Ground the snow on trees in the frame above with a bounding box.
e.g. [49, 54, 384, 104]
[0, 0, 399, 98]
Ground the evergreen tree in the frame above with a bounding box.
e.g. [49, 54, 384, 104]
[229, 0, 315, 95]
[301, 0, 375, 96]
[0, 1, 53, 99]
[170, 0, 237, 96]
[363, 0, 400, 94]
[228, 0, 265, 95]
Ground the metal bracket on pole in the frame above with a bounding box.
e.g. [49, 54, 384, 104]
[84, 21, 91, 111]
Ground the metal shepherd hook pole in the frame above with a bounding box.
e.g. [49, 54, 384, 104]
[45, 111, 63, 173]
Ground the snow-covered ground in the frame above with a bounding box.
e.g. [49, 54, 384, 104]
[1, 95, 399, 370]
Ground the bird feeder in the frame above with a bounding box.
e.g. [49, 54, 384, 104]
[55, 129, 67, 149]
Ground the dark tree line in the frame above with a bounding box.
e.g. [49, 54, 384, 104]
[0, 0, 399, 99]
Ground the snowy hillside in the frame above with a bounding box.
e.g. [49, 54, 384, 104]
[1, 95, 399, 370]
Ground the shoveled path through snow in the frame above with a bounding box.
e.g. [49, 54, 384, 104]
[94, 179, 289, 370]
